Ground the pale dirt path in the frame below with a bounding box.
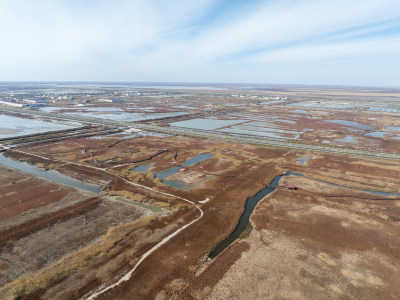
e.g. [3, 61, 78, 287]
[7, 149, 204, 300]
[84, 201, 203, 300]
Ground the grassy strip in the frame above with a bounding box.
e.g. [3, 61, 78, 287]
[109, 195, 162, 213]
[0, 216, 155, 300]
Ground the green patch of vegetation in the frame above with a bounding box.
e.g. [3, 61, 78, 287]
[110, 196, 162, 213]
[0, 256, 12, 265]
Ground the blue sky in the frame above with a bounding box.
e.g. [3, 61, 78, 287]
[0, 0, 399, 86]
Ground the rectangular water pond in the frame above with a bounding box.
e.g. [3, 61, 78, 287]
[0, 114, 75, 138]
[170, 119, 246, 130]
[326, 120, 375, 131]
[386, 126, 400, 131]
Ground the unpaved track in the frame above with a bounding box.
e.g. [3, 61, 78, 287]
[4, 149, 204, 300]
[82, 170, 203, 299]
[84, 199, 203, 300]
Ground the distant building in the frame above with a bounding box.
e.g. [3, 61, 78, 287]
[29, 103, 47, 107]
[99, 98, 125, 103]
[23, 98, 47, 106]
[124, 128, 142, 133]
[23, 98, 48, 104]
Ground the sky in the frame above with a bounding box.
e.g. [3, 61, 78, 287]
[0, 0, 399, 87]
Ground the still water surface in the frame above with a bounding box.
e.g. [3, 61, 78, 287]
[0, 153, 101, 193]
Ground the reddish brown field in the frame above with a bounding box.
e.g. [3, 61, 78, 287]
[210, 176, 400, 300]
[0, 164, 147, 294]
[0, 181, 69, 222]
[1, 134, 399, 300]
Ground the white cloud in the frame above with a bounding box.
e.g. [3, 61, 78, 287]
[248, 36, 400, 63]
[189, 0, 400, 61]
[0, 0, 399, 86]
[0, 0, 216, 66]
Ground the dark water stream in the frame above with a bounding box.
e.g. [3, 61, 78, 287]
[209, 171, 400, 259]
[1, 152, 398, 260]
[208, 174, 283, 259]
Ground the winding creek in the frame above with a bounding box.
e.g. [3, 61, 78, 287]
[209, 174, 283, 259]
[0, 151, 398, 262]
[209, 171, 400, 259]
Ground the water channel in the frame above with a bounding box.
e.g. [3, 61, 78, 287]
[133, 153, 213, 190]
[208, 171, 400, 259]
[1, 152, 399, 260]
[0, 153, 101, 194]
[208, 174, 282, 259]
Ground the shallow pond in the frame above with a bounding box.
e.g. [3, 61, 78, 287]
[219, 128, 288, 139]
[289, 102, 352, 109]
[233, 124, 300, 135]
[292, 109, 308, 114]
[172, 105, 197, 109]
[170, 119, 246, 131]
[336, 135, 356, 143]
[365, 131, 388, 138]
[0, 114, 74, 138]
[40, 106, 124, 113]
[386, 126, 400, 131]
[297, 158, 309, 164]
[0, 153, 101, 193]
[245, 121, 280, 128]
[133, 165, 148, 172]
[326, 120, 375, 131]
[64, 111, 187, 122]
[133, 153, 212, 190]
[368, 107, 400, 113]
[40, 106, 187, 122]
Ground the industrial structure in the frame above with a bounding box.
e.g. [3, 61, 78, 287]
[98, 98, 125, 103]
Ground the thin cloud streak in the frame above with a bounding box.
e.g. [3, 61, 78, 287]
[247, 36, 400, 63]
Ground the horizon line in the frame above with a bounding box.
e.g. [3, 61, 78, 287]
[0, 81, 399, 90]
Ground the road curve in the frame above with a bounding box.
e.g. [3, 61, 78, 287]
[4, 149, 204, 300]
[82, 171, 204, 300]
[84, 201, 203, 300]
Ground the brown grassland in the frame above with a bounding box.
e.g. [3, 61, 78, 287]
[0, 134, 399, 299]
